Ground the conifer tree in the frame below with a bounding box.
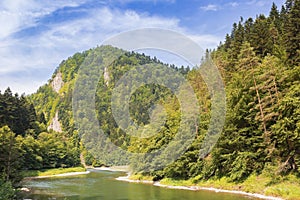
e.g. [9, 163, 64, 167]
[284, 0, 300, 66]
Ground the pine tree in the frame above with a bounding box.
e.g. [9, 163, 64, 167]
[229, 21, 245, 65]
[212, 43, 266, 181]
[284, 0, 300, 66]
[244, 18, 254, 42]
[250, 15, 273, 56]
[269, 2, 281, 29]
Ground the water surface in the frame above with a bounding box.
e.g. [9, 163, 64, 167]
[22, 169, 258, 200]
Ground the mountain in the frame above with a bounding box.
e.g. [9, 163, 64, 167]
[30, 45, 194, 167]
[31, 0, 300, 182]
[0, 1, 299, 198]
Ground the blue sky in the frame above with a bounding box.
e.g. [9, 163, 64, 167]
[0, 0, 285, 94]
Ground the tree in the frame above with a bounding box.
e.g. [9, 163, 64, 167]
[284, 0, 300, 66]
[212, 43, 266, 181]
[0, 178, 15, 200]
[0, 126, 23, 184]
[271, 66, 300, 173]
[250, 15, 273, 56]
[0, 89, 40, 136]
[269, 2, 281, 30]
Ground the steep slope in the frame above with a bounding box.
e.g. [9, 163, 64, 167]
[30, 45, 192, 166]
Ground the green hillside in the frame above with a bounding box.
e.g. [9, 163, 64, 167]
[31, 45, 192, 167]
[0, 0, 299, 199]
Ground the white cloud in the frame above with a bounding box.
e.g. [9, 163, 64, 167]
[228, 2, 239, 7]
[189, 34, 221, 50]
[0, 0, 88, 39]
[0, 3, 220, 94]
[200, 4, 220, 11]
[0, 74, 46, 95]
[246, 0, 267, 7]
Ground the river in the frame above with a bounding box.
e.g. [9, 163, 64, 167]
[21, 169, 259, 200]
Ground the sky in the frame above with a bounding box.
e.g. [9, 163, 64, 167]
[0, 0, 285, 94]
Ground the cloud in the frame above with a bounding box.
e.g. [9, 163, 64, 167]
[0, 2, 220, 94]
[0, 72, 49, 95]
[189, 34, 221, 50]
[0, 0, 88, 39]
[200, 4, 220, 11]
[228, 2, 239, 7]
[0, 7, 179, 71]
[246, 0, 267, 7]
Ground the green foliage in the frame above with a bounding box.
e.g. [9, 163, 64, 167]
[0, 126, 23, 185]
[284, 0, 300, 66]
[22, 167, 86, 177]
[0, 88, 42, 136]
[0, 178, 15, 200]
[208, 0, 300, 184]
[271, 78, 300, 174]
[34, 131, 80, 169]
[0, 87, 81, 195]
[15, 1, 300, 198]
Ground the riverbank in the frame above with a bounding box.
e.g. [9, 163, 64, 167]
[22, 167, 88, 179]
[22, 166, 129, 180]
[92, 165, 130, 172]
[21, 167, 90, 193]
[21, 166, 299, 199]
[154, 182, 283, 200]
[116, 173, 300, 200]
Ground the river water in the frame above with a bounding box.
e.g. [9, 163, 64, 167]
[21, 169, 258, 200]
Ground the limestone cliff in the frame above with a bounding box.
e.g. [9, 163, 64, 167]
[104, 67, 110, 86]
[47, 111, 62, 133]
[51, 72, 64, 93]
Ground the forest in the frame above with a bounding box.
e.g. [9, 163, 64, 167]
[0, 0, 299, 199]
[0, 89, 80, 198]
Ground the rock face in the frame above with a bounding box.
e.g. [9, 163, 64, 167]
[47, 111, 62, 133]
[104, 67, 110, 86]
[51, 72, 64, 93]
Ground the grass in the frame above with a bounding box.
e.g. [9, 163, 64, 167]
[129, 174, 154, 181]
[132, 173, 300, 200]
[22, 167, 86, 178]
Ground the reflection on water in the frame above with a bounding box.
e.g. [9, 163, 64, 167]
[21, 170, 257, 200]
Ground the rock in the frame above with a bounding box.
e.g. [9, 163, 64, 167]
[20, 187, 30, 192]
[51, 72, 64, 93]
[47, 111, 62, 133]
[104, 67, 110, 86]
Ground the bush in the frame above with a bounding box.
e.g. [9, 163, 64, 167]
[0, 179, 15, 200]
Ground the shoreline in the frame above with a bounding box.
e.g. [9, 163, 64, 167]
[91, 166, 130, 172]
[154, 182, 283, 200]
[24, 171, 90, 180]
[116, 174, 154, 184]
[22, 166, 284, 200]
[116, 175, 283, 200]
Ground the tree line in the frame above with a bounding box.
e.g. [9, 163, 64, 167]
[0, 88, 80, 198]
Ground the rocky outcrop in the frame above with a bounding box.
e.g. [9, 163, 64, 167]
[104, 67, 110, 86]
[51, 72, 64, 93]
[47, 111, 62, 133]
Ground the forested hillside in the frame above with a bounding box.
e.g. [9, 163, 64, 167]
[149, 0, 300, 183]
[209, 0, 300, 181]
[30, 45, 191, 166]
[0, 0, 299, 199]
[30, 0, 300, 182]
